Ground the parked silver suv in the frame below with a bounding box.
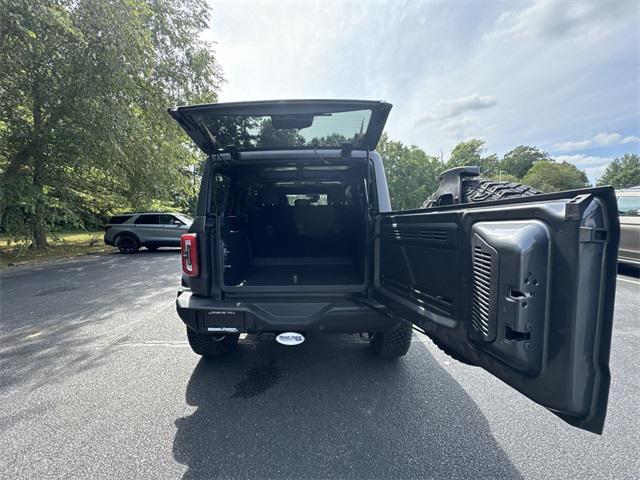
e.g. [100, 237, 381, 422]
[104, 212, 193, 253]
[617, 187, 640, 266]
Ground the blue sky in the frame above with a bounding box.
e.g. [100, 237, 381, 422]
[206, 0, 639, 183]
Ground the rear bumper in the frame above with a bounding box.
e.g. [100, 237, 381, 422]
[176, 291, 396, 334]
[103, 230, 116, 246]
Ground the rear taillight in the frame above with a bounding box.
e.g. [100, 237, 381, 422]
[180, 233, 199, 277]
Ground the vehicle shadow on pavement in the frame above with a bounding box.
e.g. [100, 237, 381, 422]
[173, 334, 522, 479]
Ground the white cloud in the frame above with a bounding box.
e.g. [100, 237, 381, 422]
[621, 135, 640, 144]
[415, 94, 497, 125]
[555, 154, 614, 183]
[553, 140, 593, 152]
[593, 132, 640, 146]
[553, 132, 640, 151]
[205, 1, 639, 166]
[437, 117, 498, 143]
[592, 132, 624, 146]
[486, 0, 634, 41]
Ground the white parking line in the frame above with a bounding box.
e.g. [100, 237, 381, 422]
[618, 276, 640, 286]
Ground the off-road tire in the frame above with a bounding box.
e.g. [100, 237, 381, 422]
[423, 180, 541, 208]
[370, 321, 413, 358]
[116, 234, 140, 254]
[186, 327, 240, 357]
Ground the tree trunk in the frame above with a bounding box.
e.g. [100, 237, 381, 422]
[32, 159, 48, 250]
[33, 224, 48, 250]
[31, 84, 48, 250]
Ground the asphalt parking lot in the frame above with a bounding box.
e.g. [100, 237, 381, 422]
[1, 251, 639, 479]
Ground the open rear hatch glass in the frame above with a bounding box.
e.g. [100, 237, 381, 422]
[168, 99, 392, 154]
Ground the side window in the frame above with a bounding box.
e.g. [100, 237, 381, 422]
[108, 215, 132, 224]
[160, 214, 183, 225]
[211, 173, 230, 214]
[134, 214, 159, 225]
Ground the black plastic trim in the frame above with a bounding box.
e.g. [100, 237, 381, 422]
[176, 291, 396, 334]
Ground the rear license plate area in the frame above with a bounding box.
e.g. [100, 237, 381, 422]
[198, 310, 245, 332]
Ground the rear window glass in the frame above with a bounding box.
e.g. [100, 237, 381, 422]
[617, 196, 640, 216]
[192, 109, 372, 150]
[108, 215, 132, 224]
[134, 214, 160, 225]
[286, 194, 328, 206]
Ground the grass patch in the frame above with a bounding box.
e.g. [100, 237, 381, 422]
[0, 231, 116, 269]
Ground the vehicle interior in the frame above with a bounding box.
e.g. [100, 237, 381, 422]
[218, 159, 370, 290]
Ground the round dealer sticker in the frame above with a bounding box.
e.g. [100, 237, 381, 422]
[276, 332, 305, 346]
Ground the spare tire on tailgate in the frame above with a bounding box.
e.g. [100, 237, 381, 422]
[422, 167, 542, 208]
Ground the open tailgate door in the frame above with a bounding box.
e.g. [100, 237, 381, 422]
[374, 187, 619, 433]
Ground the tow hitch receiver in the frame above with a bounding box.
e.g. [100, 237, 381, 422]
[276, 332, 305, 346]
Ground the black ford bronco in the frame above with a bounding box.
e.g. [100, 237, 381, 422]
[169, 100, 619, 434]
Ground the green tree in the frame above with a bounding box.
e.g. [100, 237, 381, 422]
[256, 118, 306, 148]
[522, 160, 589, 192]
[597, 154, 640, 188]
[500, 145, 550, 179]
[491, 172, 520, 183]
[377, 133, 442, 210]
[446, 139, 499, 177]
[0, 0, 222, 248]
[308, 133, 350, 146]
